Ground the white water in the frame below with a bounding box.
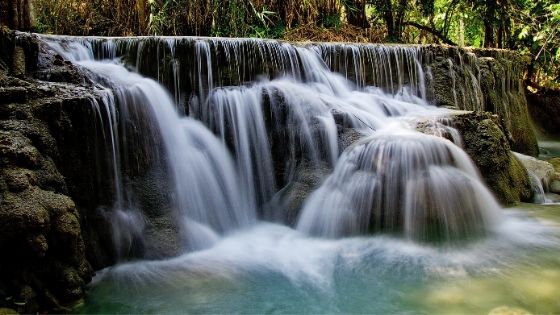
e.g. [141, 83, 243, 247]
[297, 126, 500, 240]
[44, 41, 259, 251]
[41, 34, 506, 249]
[82, 211, 560, 314]
[38, 34, 560, 314]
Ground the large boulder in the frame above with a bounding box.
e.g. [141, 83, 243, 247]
[544, 157, 560, 194]
[513, 153, 557, 187]
[264, 160, 331, 226]
[418, 111, 533, 205]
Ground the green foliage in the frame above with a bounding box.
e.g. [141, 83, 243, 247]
[511, 0, 560, 88]
[320, 14, 343, 29]
[374, 0, 560, 87]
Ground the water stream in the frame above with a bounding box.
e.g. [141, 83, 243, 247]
[39, 35, 560, 314]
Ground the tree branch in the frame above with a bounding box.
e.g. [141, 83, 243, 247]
[403, 21, 457, 45]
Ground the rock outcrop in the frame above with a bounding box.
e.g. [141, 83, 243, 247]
[428, 47, 538, 156]
[418, 111, 533, 205]
[0, 30, 105, 313]
[1, 30, 193, 313]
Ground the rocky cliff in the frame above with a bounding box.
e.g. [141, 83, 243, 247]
[0, 29, 114, 313]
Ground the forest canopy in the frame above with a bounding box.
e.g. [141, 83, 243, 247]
[6, 0, 560, 88]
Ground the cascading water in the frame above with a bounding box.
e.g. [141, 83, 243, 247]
[36, 34, 560, 314]
[297, 125, 500, 241]
[45, 39, 258, 253]
[43, 35, 497, 237]
[41, 34, 502, 245]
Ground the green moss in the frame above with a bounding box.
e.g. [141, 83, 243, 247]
[548, 158, 560, 172]
[438, 111, 533, 205]
[428, 47, 538, 157]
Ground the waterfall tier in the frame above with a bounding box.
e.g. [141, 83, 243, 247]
[38, 34, 510, 249]
[0, 29, 549, 313]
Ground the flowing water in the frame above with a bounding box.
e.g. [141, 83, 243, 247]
[37, 34, 560, 314]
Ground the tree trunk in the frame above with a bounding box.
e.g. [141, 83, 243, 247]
[484, 20, 494, 48]
[10, 0, 19, 28]
[459, 16, 465, 46]
[0, 0, 10, 27]
[346, 0, 370, 28]
[21, 0, 33, 30]
[375, 0, 396, 40]
[497, 24, 503, 48]
[1, 0, 33, 30]
[483, 0, 496, 48]
[393, 0, 407, 40]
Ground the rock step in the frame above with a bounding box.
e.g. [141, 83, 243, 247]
[0, 87, 27, 104]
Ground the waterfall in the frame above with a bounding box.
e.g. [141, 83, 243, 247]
[45, 40, 258, 255]
[40, 34, 505, 253]
[297, 126, 500, 241]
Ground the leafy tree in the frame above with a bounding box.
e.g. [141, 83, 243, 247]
[511, 0, 560, 87]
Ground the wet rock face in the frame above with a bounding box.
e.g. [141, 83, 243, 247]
[419, 111, 533, 205]
[0, 89, 94, 312]
[1, 31, 190, 313]
[428, 47, 538, 157]
[0, 31, 101, 313]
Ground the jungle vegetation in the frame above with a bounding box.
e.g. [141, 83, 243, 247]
[2, 0, 559, 88]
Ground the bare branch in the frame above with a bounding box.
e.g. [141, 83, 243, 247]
[403, 21, 457, 45]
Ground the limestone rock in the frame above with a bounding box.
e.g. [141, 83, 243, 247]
[143, 214, 182, 259]
[0, 30, 94, 314]
[0, 86, 27, 104]
[427, 47, 538, 156]
[11, 46, 25, 77]
[2, 168, 34, 191]
[513, 153, 556, 186]
[550, 180, 560, 194]
[548, 157, 560, 172]
[266, 161, 331, 226]
[419, 111, 533, 205]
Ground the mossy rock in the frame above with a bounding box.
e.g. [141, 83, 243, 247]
[2, 168, 35, 192]
[0, 189, 51, 235]
[427, 48, 538, 157]
[548, 158, 560, 172]
[0, 130, 41, 168]
[419, 111, 533, 205]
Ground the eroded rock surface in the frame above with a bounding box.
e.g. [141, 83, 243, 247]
[428, 47, 538, 156]
[0, 30, 103, 313]
[418, 111, 533, 205]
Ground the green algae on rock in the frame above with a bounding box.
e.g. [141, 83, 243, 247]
[418, 111, 533, 205]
